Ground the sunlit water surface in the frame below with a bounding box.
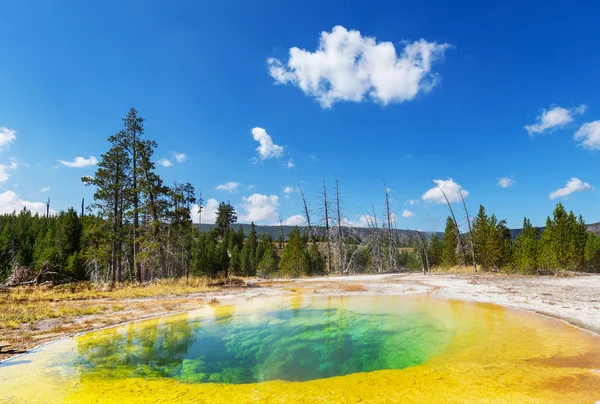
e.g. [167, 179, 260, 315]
[1, 295, 600, 403]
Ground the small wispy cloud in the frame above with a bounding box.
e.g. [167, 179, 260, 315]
[216, 182, 240, 192]
[525, 104, 586, 135]
[0, 127, 16, 150]
[40, 186, 51, 193]
[574, 120, 600, 150]
[286, 158, 295, 169]
[171, 152, 187, 163]
[252, 127, 284, 160]
[497, 177, 515, 188]
[402, 209, 415, 218]
[157, 158, 172, 167]
[549, 177, 593, 200]
[58, 156, 98, 168]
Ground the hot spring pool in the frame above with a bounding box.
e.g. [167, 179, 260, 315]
[1, 295, 600, 403]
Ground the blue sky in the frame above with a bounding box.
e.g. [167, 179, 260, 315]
[1, 0, 599, 231]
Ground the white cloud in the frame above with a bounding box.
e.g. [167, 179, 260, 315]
[216, 182, 240, 192]
[0, 191, 53, 215]
[525, 104, 586, 135]
[0, 165, 9, 183]
[497, 177, 515, 188]
[385, 187, 393, 193]
[172, 152, 187, 163]
[406, 199, 420, 206]
[190, 198, 219, 224]
[282, 214, 306, 226]
[574, 120, 600, 150]
[0, 158, 20, 183]
[402, 209, 415, 218]
[422, 178, 468, 204]
[40, 186, 51, 193]
[283, 186, 295, 194]
[248, 184, 256, 190]
[157, 158, 172, 167]
[0, 127, 16, 150]
[286, 158, 295, 168]
[251, 127, 284, 160]
[58, 156, 98, 168]
[240, 193, 279, 223]
[268, 25, 450, 108]
[549, 178, 593, 200]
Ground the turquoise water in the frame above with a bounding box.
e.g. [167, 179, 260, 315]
[72, 296, 455, 384]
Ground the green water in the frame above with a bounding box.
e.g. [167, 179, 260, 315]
[72, 296, 455, 384]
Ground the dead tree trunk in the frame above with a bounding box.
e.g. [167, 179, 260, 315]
[322, 178, 332, 274]
[383, 181, 396, 271]
[412, 228, 430, 274]
[334, 179, 344, 274]
[298, 185, 313, 242]
[458, 185, 477, 272]
[435, 182, 468, 268]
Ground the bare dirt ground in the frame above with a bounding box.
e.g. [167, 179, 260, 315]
[2, 273, 600, 362]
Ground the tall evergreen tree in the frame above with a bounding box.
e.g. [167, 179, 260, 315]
[279, 227, 309, 277]
[442, 216, 458, 267]
[215, 202, 237, 238]
[427, 235, 443, 267]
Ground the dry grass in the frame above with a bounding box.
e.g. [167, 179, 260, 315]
[0, 277, 218, 329]
[340, 284, 368, 292]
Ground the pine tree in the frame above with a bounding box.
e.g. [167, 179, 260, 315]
[215, 202, 237, 238]
[279, 227, 309, 277]
[442, 216, 458, 267]
[471, 205, 489, 269]
[512, 217, 539, 273]
[427, 235, 443, 267]
[584, 232, 600, 272]
[540, 203, 587, 272]
[82, 143, 131, 283]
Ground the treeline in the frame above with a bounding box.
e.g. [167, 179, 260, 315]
[1, 108, 599, 283]
[426, 203, 600, 273]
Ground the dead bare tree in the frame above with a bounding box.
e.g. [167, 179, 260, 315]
[298, 185, 313, 242]
[334, 179, 345, 274]
[458, 185, 477, 272]
[364, 205, 384, 273]
[278, 214, 285, 249]
[435, 181, 468, 268]
[383, 181, 397, 271]
[410, 227, 430, 274]
[321, 178, 332, 274]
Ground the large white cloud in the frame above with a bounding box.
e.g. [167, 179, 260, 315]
[525, 104, 586, 135]
[0, 127, 16, 150]
[268, 25, 450, 108]
[0, 191, 53, 215]
[549, 178, 593, 200]
[240, 193, 279, 223]
[422, 178, 468, 204]
[58, 156, 98, 168]
[574, 120, 600, 150]
[251, 127, 284, 160]
[216, 182, 239, 192]
[190, 198, 219, 224]
[282, 214, 306, 226]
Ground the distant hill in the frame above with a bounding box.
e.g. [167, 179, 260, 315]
[198, 221, 600, 241]
[196, 223, 444, 242]
[509, 221, 600, 239]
